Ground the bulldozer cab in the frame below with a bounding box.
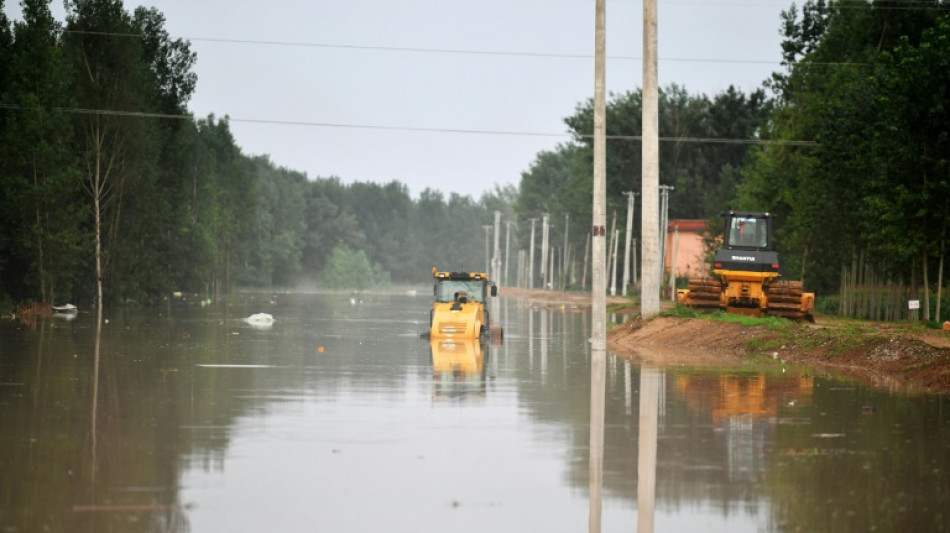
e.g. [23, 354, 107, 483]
[725, 212, 772, 251]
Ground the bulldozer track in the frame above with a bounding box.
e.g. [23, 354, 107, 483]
[686, 277, 722, 309]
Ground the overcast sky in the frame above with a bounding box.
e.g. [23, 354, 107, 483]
[6, 0, 792, 198]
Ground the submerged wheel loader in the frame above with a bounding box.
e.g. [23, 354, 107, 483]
[676, 211, 815, 322]
[428, 268, 500, 339]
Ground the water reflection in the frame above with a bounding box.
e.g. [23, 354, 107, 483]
[429, 338, 486, 402]
[588, 348, 606, 532]
[637, 366, 661, 533]
[0, 293, 948, 532]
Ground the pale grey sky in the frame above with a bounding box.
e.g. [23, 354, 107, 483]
[6, 0, 791, 198]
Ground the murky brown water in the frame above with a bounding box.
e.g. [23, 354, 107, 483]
[1, 292, 948, 532]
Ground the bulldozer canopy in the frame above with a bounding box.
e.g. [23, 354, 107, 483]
[727, 215, 769, 249]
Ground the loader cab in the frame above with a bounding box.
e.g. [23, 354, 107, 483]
[433, 275, 496, 305]
[724, 211, 773, 251]
[429, 269, 498, 339]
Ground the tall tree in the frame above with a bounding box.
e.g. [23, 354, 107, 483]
[0, 0, 83, 303]
[63, 0, 153, 309]
[741, 1, 948, 296]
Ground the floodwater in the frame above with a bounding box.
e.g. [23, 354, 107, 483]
[1, 292, 948, 533]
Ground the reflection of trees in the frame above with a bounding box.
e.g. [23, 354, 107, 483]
[1, 294, 378, 532]
[766, 386, 950, 532]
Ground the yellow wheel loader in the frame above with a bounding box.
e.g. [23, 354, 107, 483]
[428, 268, 500, 339]
[676, 211, 815, 322]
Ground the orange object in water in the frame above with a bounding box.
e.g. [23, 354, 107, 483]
[317, 346, 325, 353]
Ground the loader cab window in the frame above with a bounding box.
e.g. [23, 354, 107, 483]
[727, 216, 769, 249]
[436, 280, 486, 303]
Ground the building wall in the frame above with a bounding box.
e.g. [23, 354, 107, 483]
[665, 220, 707, 278]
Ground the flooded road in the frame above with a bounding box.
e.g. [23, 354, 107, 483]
[1, 292, 948, 532]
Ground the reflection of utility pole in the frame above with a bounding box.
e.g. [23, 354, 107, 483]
[622, 191, 638, 296]
[637, 366, 661, 533]
[541, 213, 550, 289]
[528, 218, 538, 288]
[481, 225, 491, 273]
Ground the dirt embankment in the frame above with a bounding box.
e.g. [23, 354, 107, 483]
[609, 315, 950, 394]
[500, 287, 950, 394]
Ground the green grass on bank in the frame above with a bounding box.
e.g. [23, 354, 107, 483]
[659, 304, 794, 331]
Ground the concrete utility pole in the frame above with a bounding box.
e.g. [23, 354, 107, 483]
[607, 212, 617, 296]
[541, 214, 550, 289]
[504, 220, 512, 286]
[563, 212, 570, 282]
[622, 191, 638, 296]
[481, 225, 491, 273]
[659, 184, 674, 294]
[632, 238, 638, 287]
[518, 250, 525, 288]
[671, 224, 681, 295]
[492, 211, 501, 283]
[528, 218, 538, 288]
[582, 232, 591, 289]
[610, 228, 620, 296]
[590, 0, 608, 528]
[641, 0, 660, 319]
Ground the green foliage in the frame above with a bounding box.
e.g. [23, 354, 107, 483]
[0, 2, 509, 308]
[318, 244, 390, 290]
[740, 3, 949, 301]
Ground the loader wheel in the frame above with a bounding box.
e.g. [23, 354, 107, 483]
[685, 277, 722, 310]
[766, 280, 805, 320]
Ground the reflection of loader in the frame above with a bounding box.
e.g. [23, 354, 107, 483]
[676, 211, 815, 322]
[429, 338, 487, 401]
[428, 268, 499, 339]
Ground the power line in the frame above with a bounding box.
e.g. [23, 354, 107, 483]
[63, 30, 784, 64]
[0, 102, 818, 146]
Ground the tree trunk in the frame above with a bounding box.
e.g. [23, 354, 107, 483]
[936, 239, 944, 323]
[923, 252, 931, 322]
[801, 245, 808, 288]
[94, 134, 104, 314]
[33, 160, 47, 303]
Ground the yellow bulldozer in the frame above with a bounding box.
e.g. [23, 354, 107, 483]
[428, 268, 500, 339]
[676, 211, 815, 322]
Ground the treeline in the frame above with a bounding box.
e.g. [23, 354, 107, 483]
[4, 0, 947, 320]
[514, 1, 948, 320]
[0, 0, 506, 310]
[513, 85, 773, 285]
[738, 0, 948, 318]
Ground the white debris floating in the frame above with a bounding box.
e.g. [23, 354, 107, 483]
[245, 313, 275, 327]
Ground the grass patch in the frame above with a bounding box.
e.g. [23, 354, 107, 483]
[661, 304, 794, 331]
